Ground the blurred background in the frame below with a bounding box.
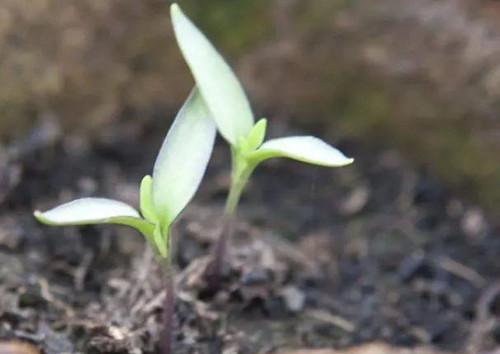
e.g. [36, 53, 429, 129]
[1, 0, 499, 214]
[2, 1, 500, 353]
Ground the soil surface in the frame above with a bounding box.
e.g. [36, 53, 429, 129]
[0, 116, 499, 354]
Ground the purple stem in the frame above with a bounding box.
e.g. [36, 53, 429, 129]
[161, 260, 175, 354]
[206, 214, 236, 287]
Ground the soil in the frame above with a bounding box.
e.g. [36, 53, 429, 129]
[0, 115, 499, 354]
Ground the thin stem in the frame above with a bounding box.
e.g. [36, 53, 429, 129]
[160, 239, 175, 354]
[207, 213, 236, 285]
[224, 169, 248, 215]
[206, 153, 254, 286]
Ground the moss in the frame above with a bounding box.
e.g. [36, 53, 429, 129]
[180, 0, 272, 56]
[334, 83, 392, 139]
[313, 68, 500, 214]
[1, 0, 499, 214]
[293, 0, 352, 33]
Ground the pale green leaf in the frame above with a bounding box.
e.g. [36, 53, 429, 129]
[171, 3, 254, 144]
[139, 175, 158, 223]
[33, 198, 154, 237]
[250, 136, 354, 167]
[152, 88, 216, 225]
[246, 118, 267, 152]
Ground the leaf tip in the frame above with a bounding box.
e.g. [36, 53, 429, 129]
[338, 157, 355, 167]
[33, 210, 48, 224]
[245, 118, 268, 151]
[326, 154, 354, 167]
[170, 3, 180, 14]
[140, 174, 153, 185]
[170, 3, 185, 25]
[255, 118, 267, 131]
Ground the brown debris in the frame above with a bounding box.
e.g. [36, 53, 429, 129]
[1, 98, 499, 353]
[0, 341, 40, 354]
[276, 343, 448, 354]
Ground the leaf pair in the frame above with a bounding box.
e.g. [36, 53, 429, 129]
[34, 4, 354, 261]
[34, 89, 216, 258]
[170, 4, 354, 170]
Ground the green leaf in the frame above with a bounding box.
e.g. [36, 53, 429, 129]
[139, 175, 158, 224]
[152, 88, 216, 225]
[246, 118, 267, 151]
[171, 3, 254, 145]
[34, 198, 155, 237]
[250, 136, 354, 167]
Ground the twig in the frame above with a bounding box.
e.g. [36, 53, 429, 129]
[467, 281, 500, 354]
[305, 309, 355, 333]
[436, 256, 486, 288]
[74, 251, 93, 291]
[38, 278, 75, 318]
[128, 245, 154, 305]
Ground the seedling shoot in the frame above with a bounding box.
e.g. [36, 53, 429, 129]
[170, 3, 354, 280]
[34, 4, 355, 352]
[34, 88, 216, 354]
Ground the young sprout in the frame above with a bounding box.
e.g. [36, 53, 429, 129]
[34, 88, 216, 354]
[171, 3, 354, 281]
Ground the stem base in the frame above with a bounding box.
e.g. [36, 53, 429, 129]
[160, 260, 175, 354]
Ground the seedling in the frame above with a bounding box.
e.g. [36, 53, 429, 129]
[170, 4, 354, 280]
[34, 89, 216, 354]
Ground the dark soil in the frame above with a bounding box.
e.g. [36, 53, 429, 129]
[0, 115, 499, 354]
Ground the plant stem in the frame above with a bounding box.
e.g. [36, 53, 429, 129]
[160, 244, 175, 354]
[207, 213, 236, 285]
[224, 169, 247, 215]
[207, 154, 253, 285]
